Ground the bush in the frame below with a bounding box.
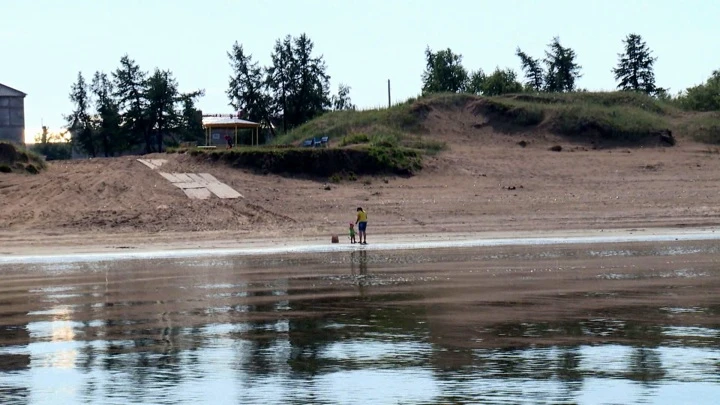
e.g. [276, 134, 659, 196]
[340, 134, 369, 146]
[186, 146, 423, 177]
[0, 164, 11, 173]
[25, 164, 40, 174]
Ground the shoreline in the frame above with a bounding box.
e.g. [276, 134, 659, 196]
[2, 226, 718, 264]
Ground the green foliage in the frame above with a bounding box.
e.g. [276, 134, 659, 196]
[146, 69, 181, 152]
[516, 48, 544, 91]
[483, 92, 671, 142]
[676, 70, 720, 111]
[543, 37, 582, 92]
[479, 68, 523, 96]
[31, 127, 72, 160]
[332, 84, 356, 111]
[682, 113, 720, 143]
[421, 47, 469, 94]
[266, 34, 332, 132]
[0, 142, 47, 173]
[466, 69, 486, 95]
[614, 33, 660, 95]
[0, 165, 11, 173]
[481, 98, 545, 126]
[91, 71, 122, 156]
[181, 145, 422, 176]
[516, 37, 581, 93]
[66, 54, 205, 156]
[65, 72, 96, 157]
[340, 133, 370, 146]
[113, 55, 151, 153]
[227, 42, 274, 132]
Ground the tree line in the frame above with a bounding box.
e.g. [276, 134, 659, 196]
[66, 56, 205, 157]
[421, 33, 720, 112]
[64, 33, 354, 157]
[422, 34, 659, 96]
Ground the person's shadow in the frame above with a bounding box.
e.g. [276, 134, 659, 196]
[350, 250, 369, 297]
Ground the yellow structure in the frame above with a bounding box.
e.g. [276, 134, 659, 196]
[202, 115, 261, 147]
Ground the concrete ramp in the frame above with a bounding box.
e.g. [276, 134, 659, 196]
[157, 171, 243, 200]
[137, 159, 167, 170]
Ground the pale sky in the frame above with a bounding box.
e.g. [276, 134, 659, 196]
[2, 0, 719, 142]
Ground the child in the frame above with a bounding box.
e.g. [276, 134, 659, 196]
[349, 222, 357, 244]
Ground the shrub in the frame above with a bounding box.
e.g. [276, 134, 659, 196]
[0, 164, 11, 173]
[340, 134, 370, 146]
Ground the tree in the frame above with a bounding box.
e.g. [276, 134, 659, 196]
[145, 69, 180, 152]
[331, 84, 355, 111]
[288, 34, 331, 127]
[421, 47, 469, 94]
[677, 70, 720, 111]
[65, 72, 96, 157]
[543, 37, 582, 92]
[113, 55, 150, 152]
[516, 48, 544, 91]
[266, 35, 296, 133]
[466, 70, 486, 95]
[613, 33, 659, 95]
[479, 68, 523, 96]
[90, 71, 122, 157]
[266, 34, 331, 132]
[31, 127, 72, 160]
[227, 42, 274, 134]
[178, 92, 205, 144]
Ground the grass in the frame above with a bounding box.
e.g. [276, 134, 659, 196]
[479, 92, 674, 142]
[273, 97, 446, 154]
[0, 141, 47, 174]
[179, 145, 422, 177]
[681, 113, 720, 144]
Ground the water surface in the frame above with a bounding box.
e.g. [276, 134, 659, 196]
[1, 241, 719, 404]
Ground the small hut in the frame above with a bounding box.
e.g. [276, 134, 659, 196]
[202, 114, 261, 147]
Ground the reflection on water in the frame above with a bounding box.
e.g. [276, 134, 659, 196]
[1, 241, 720, 404]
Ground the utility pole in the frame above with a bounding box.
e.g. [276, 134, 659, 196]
[387, 79, 391, 108]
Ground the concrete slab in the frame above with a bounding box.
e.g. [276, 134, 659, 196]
[171, 173, 194, 183]
[159, 172, 182, 183]
[172, 182, 206, 189]
[198, 173, 220, 184]
[137, 159, 167, 170]
[187, 173, 209, 184]
[183, 188, 212, 200]
[206, 183, 243, 199]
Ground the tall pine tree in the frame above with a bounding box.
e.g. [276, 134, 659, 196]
[227, 42, 274, 133]
[113, 55, 150, 152]
[613, 33, 659, 95]
[65, 72, 96, 157]
[516, 48, 544, 91]
[90, 71, 122, 157]
[543, 37, 581, 93]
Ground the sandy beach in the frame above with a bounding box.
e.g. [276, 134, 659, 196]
[2, 132, 720, 257]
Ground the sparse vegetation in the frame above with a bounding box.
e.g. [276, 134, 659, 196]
[0, 142, 47, 174]
[181, 145, 422, 177]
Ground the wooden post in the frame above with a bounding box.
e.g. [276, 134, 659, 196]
[387, 79, 391, 108]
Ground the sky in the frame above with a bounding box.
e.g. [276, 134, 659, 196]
[2, 0, 719, 143]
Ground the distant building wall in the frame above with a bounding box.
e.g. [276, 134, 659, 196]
[0, 95, 25, 145]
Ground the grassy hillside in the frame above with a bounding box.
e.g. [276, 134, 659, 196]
[0, 142, 47, 174]
[180, 146, 423, 177]
[276, 91, 720, 148]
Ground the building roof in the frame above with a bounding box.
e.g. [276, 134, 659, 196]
[0, 83, 26, 97]
[202, 115, 260, 129]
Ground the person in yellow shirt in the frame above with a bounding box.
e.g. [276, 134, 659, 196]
[356, 207, 368, 245]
